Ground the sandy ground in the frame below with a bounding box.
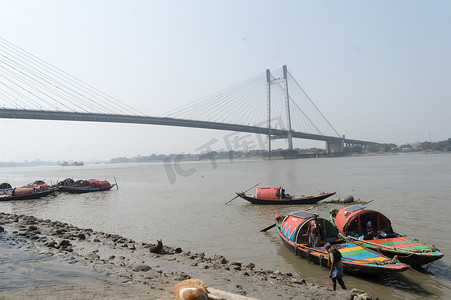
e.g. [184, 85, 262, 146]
[0, 212, 376, 299]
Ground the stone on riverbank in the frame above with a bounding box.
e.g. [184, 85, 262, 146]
[0, 212, 377, 300]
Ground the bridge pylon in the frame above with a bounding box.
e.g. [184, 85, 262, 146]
[266, 65, 293, 158]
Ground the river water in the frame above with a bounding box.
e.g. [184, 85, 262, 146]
[0, 153, 450, 299]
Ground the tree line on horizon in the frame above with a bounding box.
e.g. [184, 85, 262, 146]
[110, 138, 451, 164]
[0, 138, 449, 167]
[348, 138, 451, 154]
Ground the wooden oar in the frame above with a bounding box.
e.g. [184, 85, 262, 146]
[305, 199, 328, 211]
[114, 176, 119, 189]
[260, 223, 276, 232]
[261, 205, 317, 232]
[225, 182, 260, 204]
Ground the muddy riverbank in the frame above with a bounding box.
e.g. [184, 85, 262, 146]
[0, 212, 377, 299]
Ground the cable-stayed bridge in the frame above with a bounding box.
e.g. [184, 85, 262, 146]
[0, 37, 376, 155]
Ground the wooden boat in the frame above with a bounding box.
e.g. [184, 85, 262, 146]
[0, 187, 55, 201]
[61, 161, 84, 166]
[275, 210, 409, 274]
[56, 178, 75, 192]
[65, 179, 117, 193]
[329, 205, 444, 266]
[237, 186, 335, 205]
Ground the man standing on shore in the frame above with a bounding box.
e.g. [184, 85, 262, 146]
[306, 214, 322, 248]
[325, 242, 347, 291]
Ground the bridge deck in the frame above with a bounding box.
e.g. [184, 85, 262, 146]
[0, 109, 375, 145]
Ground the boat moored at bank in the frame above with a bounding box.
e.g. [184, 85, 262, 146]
[329, 205, 444, 265]
[0, 180, 56, 201]
[65, 179, 117, 193]
[275, 210, 409, 274]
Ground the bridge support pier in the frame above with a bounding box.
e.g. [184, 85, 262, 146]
[326, 140, 344, 154]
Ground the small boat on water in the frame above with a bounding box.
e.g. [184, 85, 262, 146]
[329, 205, 444, 266]
[56, 178, 75, 192]
[275, 210, 409, 274]
[0, 180, 55, 201]
[65, 179, 117, 193]
[237, 186, 335, 205]
[60, 161, 84, 166]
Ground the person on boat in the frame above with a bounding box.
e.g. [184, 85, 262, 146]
[325, 242, 346, 291]
[306, 214, 322, 248]
[366, 216, 381, 239]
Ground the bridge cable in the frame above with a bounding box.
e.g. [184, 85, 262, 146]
[0, 55, 89, 112]
[0, 37, 143, 116]
[288, 71, 340, 137]
[0, 41, 119, 114]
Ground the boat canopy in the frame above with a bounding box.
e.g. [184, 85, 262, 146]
[334, 205, 393, 238]
[257, 186, 284, 200]
[58, 178, 75, 187]
[30, 180, 47, 191]
[88, 179, 110, 189]
[74, 179, 110, 189]
[281, 211, 339, 245]
[0, 182, 12, 189]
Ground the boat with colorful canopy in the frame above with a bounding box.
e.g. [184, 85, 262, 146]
[275, 210, 409, 274]
[329, 205, 444, 265]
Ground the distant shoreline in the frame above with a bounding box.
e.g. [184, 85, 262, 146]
[0, 150, 448, 168]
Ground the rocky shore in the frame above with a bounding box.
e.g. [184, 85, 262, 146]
[0, 212, 377, 299]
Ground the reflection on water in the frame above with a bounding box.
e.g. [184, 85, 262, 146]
[419, 261, 451, 282]
[1, 153, 451, 299]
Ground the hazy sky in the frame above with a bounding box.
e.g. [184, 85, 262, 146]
[0, 1, 450, 162]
